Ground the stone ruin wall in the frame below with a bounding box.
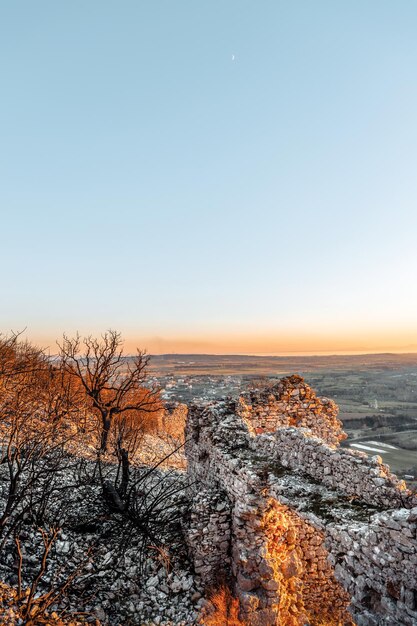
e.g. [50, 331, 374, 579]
[237, 374, 346, 447]
[184, 402, 354, 625]
[184, 376, 417, 626]
[253, 427, 408, 509]
[325, 507, 417, 626]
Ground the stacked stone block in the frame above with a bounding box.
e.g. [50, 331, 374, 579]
[252, 428, 412, 509]
[238, 374, 346, 447]
[326, 506, 417, 626]
[184, 488, 232, 585]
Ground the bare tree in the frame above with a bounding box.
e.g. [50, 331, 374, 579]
[0, 331, 191, 623]
[58, 331, 161, 453]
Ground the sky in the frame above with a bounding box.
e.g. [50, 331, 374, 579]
[1, 1, 417, 355]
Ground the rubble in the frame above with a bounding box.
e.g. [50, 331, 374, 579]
[0, 460, 199, 626]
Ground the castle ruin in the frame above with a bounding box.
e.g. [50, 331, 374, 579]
[184, 375, 417, 626]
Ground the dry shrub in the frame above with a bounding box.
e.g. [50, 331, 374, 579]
[0, 581, 91, 626]
[159, 403, 188, 441]
[200, 585, 247, 626]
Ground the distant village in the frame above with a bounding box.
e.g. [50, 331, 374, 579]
[152, 374, 244, 403]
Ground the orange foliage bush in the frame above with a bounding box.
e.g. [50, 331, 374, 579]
[200, 586, 247, 626]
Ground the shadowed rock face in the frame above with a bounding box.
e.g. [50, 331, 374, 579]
[184, 377, 417, 626]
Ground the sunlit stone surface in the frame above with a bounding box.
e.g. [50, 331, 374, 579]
[184, 376, 417, 626]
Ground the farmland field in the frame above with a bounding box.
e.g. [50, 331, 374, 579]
[147, 353, 417, 485]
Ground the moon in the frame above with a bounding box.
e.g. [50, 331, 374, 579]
[232, 54, 235, 61]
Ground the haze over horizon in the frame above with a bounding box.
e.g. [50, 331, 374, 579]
[2, 1, 417, 354]
[34, 331, 417, 358]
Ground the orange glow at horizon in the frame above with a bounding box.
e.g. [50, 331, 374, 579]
[27, 327, 417, 356]
[40, 330, 417, 356]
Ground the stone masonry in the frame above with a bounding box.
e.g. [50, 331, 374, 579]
[237, 374, 346, 447]
[184, 376, 417, 626]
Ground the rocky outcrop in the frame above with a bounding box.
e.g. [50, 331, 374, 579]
[184, 377, 417, 626]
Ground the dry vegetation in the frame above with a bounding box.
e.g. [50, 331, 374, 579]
[0, 330, 188, 625]
[200, 585, 247, 626]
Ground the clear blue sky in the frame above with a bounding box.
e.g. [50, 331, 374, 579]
[1, 1, 417, 353]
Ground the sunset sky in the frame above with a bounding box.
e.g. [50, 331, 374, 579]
[1, 1, 417, 355]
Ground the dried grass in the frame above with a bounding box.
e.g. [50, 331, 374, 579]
[200, 585, 247, 626]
